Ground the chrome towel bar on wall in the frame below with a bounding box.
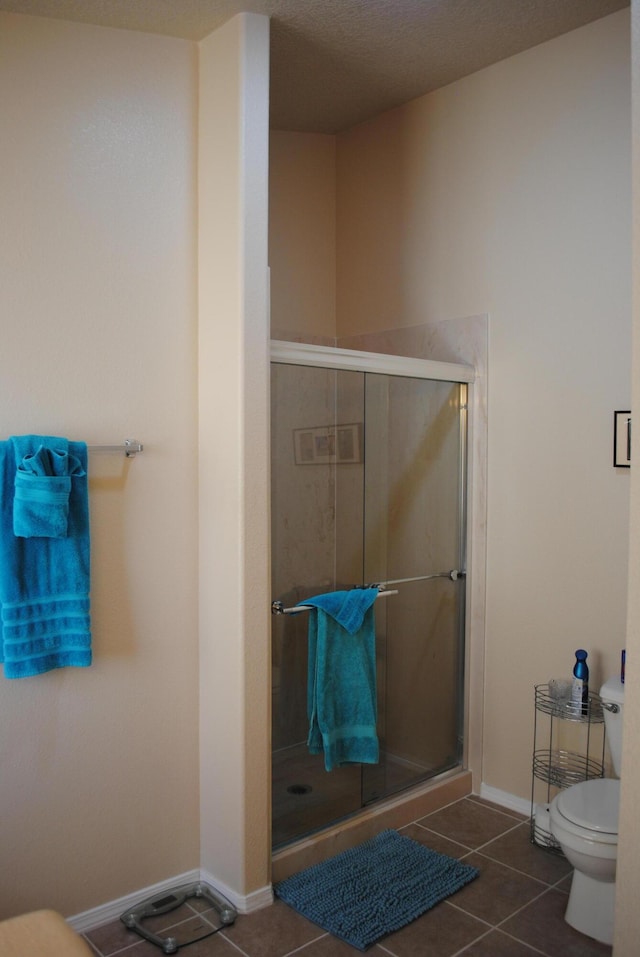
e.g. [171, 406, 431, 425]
[88, 439, 144, 457]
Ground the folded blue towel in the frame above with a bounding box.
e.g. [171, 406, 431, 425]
[0, 436, 91, 679]
[299, 588, 380, 771]
[13, 437, 86, 538]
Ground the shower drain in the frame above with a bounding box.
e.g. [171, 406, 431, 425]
[287, 783, 313, 796]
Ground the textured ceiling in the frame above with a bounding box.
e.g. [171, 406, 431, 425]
[1, 0, 629, 132]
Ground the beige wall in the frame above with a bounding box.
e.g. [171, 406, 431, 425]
[198, 13, 271, 901]
[0, 13, 199, 917]
[334, 10, 632, 800]
[269, 11, 631, 802]
[615, 1, 640, 952]
[269, 132, 337, 340]
[2, 0, 635, 933]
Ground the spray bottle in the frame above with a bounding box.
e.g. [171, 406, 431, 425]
[572, 649, 589, 716]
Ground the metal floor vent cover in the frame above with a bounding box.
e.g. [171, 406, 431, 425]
[120, 881, 237, 954]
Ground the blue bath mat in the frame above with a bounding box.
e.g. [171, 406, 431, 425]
[274, 828, 479, 950]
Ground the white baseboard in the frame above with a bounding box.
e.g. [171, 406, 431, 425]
[67, 868, 273, 934]
[68, 869, 200, 933]
[68, 785, 525, 934]
[199, 868, 273, 914]
[478, 782, 531, 817]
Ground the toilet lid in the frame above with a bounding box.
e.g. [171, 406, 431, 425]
[555, 778, 620, 834]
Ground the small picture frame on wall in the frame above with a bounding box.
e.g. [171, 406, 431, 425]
[614, 411, 631, 468]
[294, 423, 362, 465]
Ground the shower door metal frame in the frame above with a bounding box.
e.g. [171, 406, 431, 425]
[271, 341, 475, 386]
[270, 340, 476, 842]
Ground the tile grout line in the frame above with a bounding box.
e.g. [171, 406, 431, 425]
[415, 815, 567, 888]
[281, 931, 331, 957]
[458, 796, 527, 819]
[414, 815, 525, 856]
[447, 892, 551, 954]
[447, 926, 503, 957]
[81, 937, 102, 957]
[469, 848, 564, 888]
[407, 820, 475, 855]
[218, 929, 259, 957]
[290, 814, 562, 957]
[451, 923, 552, 957]
[472, 818, 531, 852]
[84, 938, 145, 957]
[81, 803, 572, 957]
[489, 926, 554, 957]
[86, 912, 222, 957]
[466, 820, 574, 888]
[482, 883, 564, 953]
[443, 875, 568, 957]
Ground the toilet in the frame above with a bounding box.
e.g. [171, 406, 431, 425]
[549, 676, 624, 946]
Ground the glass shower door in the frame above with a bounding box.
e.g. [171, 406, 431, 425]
[271, 363, 366, 846]
[359, 374, 466, 804]
[271, 360, 467, 847]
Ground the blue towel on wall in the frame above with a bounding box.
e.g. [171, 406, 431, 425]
[299, 588, 380, 771]
[0, 436, 92, 679]
[13, 437, 86, 538]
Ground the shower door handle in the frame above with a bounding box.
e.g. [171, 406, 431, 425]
[423, 568, 465, 582]
[271, 571, 466, 614]
[372, 570, 466, 587]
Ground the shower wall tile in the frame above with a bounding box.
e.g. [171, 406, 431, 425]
[337, 314, 486, 371]
[271, 364, 339, 751]
[271, 329, 336, 347]
[271, 364, 337, 600]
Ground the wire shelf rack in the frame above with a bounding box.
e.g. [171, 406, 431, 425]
[530, 683, 605, 853]
[534, 685, 604, 723]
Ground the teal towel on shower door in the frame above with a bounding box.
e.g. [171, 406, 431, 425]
[0, 436, 91, 678]
[299, 588, 380, 771]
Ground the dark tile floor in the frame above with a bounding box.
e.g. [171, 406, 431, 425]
[82, 796, 612, 957]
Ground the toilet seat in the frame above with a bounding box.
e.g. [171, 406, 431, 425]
[554, 779, 619, 843]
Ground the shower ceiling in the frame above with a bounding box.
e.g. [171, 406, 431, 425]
[1, 0, 628, 132]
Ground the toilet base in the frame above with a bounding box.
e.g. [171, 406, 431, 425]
[565, 869, 616, 946]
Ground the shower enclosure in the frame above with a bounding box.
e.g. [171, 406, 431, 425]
[271, 342, 472, 848]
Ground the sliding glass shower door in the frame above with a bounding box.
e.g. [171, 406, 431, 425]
[271, 354, 467, 848]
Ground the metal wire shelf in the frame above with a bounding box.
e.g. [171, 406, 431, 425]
[533, 748, 604, 789]
[534, 685, 604, 723]
[531, 819, 563, 854]
[530, 683, 606, 854]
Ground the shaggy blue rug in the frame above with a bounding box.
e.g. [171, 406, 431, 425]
[274, 829, 479, 950]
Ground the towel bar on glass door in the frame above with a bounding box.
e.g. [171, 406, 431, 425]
[271, 589, 398, 616]
[87, 439, 144, 457]
[366, 570, 465, 588]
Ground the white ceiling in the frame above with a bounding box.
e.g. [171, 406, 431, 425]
[1, 0, 629, 132]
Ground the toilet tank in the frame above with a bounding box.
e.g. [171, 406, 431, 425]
[600, 676, 625, 777]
